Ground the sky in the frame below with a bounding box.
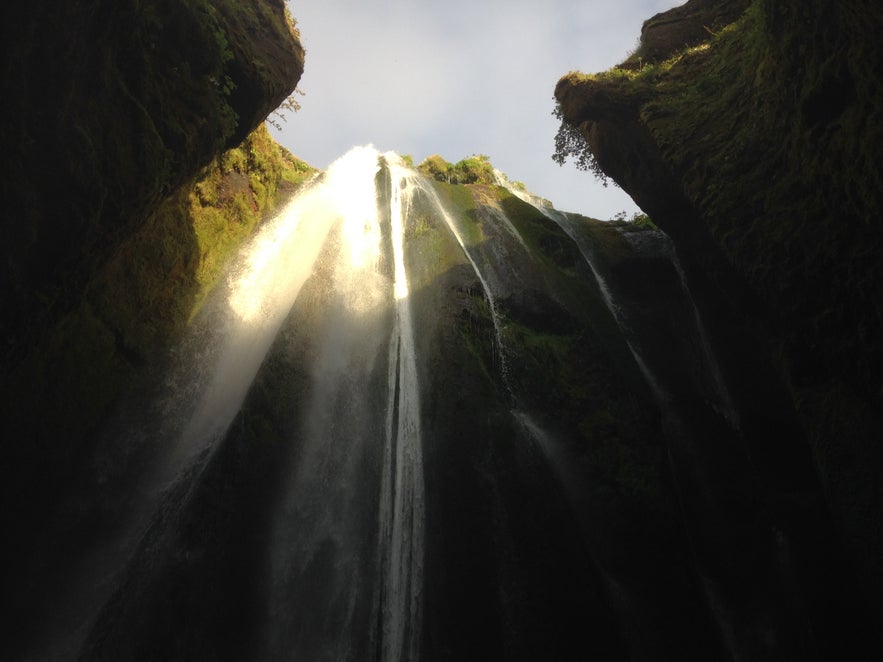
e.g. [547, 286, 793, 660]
[274, 0, 682, 220]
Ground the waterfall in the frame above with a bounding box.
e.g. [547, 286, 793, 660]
[166, 149, 376, 475]
[13, 146, 436, 662]
[53, 146, 550, 662]
[378, 158, 425, 662]
[16, 139, 843, 662]
[236, 147, 427, 662]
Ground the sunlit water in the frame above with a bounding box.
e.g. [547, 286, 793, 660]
[221, 147, 428, 661]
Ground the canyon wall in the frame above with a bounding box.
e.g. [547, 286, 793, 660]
[0, 0, 306, 606]
[555, 0, 883, 646]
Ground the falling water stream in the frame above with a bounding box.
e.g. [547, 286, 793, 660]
[29, 147, 434, 662]
[239, 148, 427, 661]
[378, 158, 425, 662]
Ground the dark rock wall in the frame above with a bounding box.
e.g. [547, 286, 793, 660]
[556, 0, 883, 649]
[0, 0, 304, 631]
[1, 0, 303, 361]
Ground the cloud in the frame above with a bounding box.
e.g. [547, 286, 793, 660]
[277, 0, 681, 218]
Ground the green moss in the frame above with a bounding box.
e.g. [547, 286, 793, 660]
[451, 155, 496, 184]
[417, 154, 452, 182]
[76, 124, 314, 368]
[2, 0, 305, 380]
[456, 291, 499, 388]
[428, 180, 486, 247]
[631, 0, 882, 389]
[278, 148, 316, 187]
[502, 317, 662, 504]
[402, 182, 473, 296]
[405, 212, 434, 238]
[1, 123, 314, 531]
[556, 0, 883, 619]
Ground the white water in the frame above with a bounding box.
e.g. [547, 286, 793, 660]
[245, 147, 426, 662]
[378, 158, 425, 662]
[168, 148, 386, 474]
[33, 146, 434, 662]
[27, 142, 782, 662]
[22, 154, 382, 662]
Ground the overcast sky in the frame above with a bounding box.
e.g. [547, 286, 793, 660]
[275, 0, 681, 220]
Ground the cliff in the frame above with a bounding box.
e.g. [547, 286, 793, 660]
[0, 0, 305, 612]
[555, 0, 883, 650]
[1, 0, 304, 357]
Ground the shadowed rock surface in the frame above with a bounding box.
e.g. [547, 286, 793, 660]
[556, 0, 883, 655]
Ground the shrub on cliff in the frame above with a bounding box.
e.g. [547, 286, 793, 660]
[418, 154, 497, 185]
[551, 102, 609, 185]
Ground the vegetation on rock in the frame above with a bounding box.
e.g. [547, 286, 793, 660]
[0, 0, 305, 368]
[418, 153, 497, 185]
[554, 0, 883, 649]
[0, 0, 306, 590]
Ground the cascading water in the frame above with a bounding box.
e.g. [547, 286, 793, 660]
[18, 145, 835, 662]
[243, 148, 426, 662]
[23, 147, 433, 662]
[378, 158, 425, 662]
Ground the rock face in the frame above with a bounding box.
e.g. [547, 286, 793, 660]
[0, 0, 304, 645]
[556, 0, 883, 654]
[635, 0, 750, 65]
[0, 0, 304, 363]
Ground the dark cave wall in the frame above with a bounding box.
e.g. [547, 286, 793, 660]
[0, 0, 305, 590]
[555, 0, 883, 641]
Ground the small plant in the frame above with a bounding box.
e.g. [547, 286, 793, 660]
[611, 210, 657, 229]
[417, 154, 453, 182]
[451, 154, 496, 185]
[267, 88, 305, 131]
[417, 154, 496, 185]
[551, 102, 610, 186]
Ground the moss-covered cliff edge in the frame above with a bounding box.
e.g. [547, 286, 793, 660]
[555, 0, 882, 637]
[0, 0, 305, 578]
[1, 0, 303, 356]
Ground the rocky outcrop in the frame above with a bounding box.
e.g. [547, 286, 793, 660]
[555, 0, 883, 654]
[627, 0, 751, 66]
